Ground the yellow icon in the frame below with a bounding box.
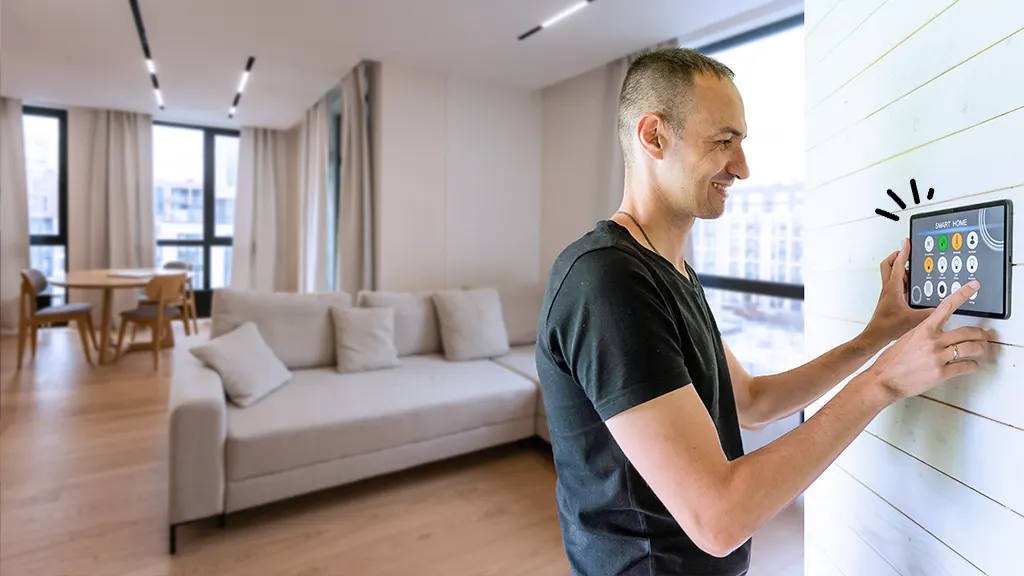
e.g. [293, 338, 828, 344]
[952, 232, 963, 250]
[924, 256, 934, 274]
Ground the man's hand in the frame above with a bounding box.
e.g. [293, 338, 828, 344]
[867, 279, 990, 403]
[865, 238, 932, 345]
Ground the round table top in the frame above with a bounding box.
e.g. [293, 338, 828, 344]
[49, 268, 191, 289]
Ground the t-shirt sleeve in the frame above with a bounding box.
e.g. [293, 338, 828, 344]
[549, 247, 692, 421]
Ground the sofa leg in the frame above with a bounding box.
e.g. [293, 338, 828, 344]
[169, 524, 177, 555]
[219, 513, 227, 529]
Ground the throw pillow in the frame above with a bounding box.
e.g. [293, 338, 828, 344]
[432, 288, 510, 361]
[356, 291, 442, 356]
[331, 306, 401, 373]
[189, 321, 293, 407]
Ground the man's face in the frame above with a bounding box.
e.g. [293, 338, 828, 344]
[648, 74, 750, 220]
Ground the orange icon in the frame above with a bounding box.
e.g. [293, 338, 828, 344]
[924, 256, 934, 274]
[952, 232, 963, 250]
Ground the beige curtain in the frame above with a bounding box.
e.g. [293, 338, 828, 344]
[0, 97, 30, 334]
[78, 109, 155, 325]
[297, 96, 331, 293]
[336, 61, 376, 295]
[231, 127, 290, 291]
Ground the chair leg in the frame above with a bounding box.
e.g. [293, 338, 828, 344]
[16, 319, 27, 370]
[85, 312, 99, 351]
[76, 318, 94, 366]
[114, 319, 129, 361]
[130, 324, 138, 344]
[30, 324, 38, 358]
[182, 309, 191, 336]
[190, 296, 199, 334]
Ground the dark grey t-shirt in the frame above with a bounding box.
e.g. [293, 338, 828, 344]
[536, 219, 749, 576]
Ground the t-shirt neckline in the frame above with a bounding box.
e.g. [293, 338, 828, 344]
[603, 219, 697, 288]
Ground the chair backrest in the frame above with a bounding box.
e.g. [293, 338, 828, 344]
[163, 261, 193, 271]
[145, 273, 187, 303]
[21, 269, 48, 295]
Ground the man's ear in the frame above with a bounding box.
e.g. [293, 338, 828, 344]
[636, 113, 666, 161]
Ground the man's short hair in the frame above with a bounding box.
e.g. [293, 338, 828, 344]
[617, 47, 735, 165]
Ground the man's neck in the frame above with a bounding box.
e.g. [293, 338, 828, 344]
[611, 198, 694, 276]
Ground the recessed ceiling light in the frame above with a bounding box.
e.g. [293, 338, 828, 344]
[518, 0, 595, 40]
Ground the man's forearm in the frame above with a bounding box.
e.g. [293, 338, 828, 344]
[712, 369, 893, 555]
[744, 328, 888, 427]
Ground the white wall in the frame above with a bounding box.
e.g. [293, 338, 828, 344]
[803, 1, 1024, 574]
[539, 64, 616, 279]
[373, 63, 542, 292]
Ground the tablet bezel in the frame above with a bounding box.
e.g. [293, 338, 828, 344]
[908, 199, 1012, 320]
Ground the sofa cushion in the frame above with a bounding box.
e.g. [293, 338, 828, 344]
[492, 344, 538, 384]
[210, 289, 352, 370]
[357, 291, 441, 356]
[331, 306, 400, 373]
[225, 354, 538, 481]
[189, 322, 293, 407]
[496, 283, 545, 346]
[432, 288, 509, 361]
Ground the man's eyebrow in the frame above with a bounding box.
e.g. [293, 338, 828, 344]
[714, 127, 747, 139]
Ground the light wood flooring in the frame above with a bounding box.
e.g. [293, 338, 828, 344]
[1, 326, 803, 575]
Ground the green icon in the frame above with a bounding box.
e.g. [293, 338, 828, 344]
[938, 235, 948, 252]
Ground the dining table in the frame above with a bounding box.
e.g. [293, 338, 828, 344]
[49, 268, 191, 364]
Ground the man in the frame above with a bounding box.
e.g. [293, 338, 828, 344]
[535, 48, 992, 575]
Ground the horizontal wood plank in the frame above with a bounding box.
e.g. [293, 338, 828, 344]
[807, 0, 1024, 146]
[803, 315, 1024, 429]
[866, 395, 1024, 513]
[834, 432, 1024, 576]
[806, 464, 986, 576]
[806, 187, 1023, 273]
[804, 268, 1024, 345]
[808, 34, 1024, 189]
[805, 108, 1024, 230]
[808, 0, 959, 107]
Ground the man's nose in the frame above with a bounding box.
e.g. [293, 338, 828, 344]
[729, 147, 750, 180]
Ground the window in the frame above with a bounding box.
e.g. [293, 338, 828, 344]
[154, 123, 239, 304]
[689, 15, 805, 376]
[24, 107, 68, 305]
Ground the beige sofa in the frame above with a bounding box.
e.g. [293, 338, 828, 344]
[167, 284, 548, 553]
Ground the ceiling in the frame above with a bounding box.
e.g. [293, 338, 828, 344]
[1, 0, 802, 129]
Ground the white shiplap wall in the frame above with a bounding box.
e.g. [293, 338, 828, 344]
[803, 1, 1024, 574]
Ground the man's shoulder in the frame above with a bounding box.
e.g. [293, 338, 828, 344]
[547, 220, 651, 288]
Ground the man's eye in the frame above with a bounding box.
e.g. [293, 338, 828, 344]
[720, 140, 732, 147]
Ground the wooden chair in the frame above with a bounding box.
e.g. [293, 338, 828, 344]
[17, 269, 98, 370]
[116, 273, 187, 371]
[138, 261, 198, 335]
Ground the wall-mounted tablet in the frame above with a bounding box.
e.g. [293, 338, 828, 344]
[908, 199, 1012, 319]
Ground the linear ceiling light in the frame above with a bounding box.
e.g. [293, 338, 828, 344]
[129, 0, 164, 109]
[518, 0, 595, 40]
[229, 57, 255, 118]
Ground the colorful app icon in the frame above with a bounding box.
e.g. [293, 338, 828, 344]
[937, 256, 948, 274]
[937, 281, 948, 298]
[951, 256, 963, 274]
[924, 256, 934, 274]
[967, 231, 979, 250]
[952, 232, 963, 250]
[938, 235, 948, 252]
[925, 236, 935, 252]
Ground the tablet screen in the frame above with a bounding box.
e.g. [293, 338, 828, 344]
[909, 202, 1009, 318]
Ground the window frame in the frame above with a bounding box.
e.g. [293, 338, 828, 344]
[24, 106, 69, 268]
[153, 121, 239, 307]
[693, 12, 806, 302]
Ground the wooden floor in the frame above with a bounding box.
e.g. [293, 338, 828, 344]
[1, 326, 803, 576]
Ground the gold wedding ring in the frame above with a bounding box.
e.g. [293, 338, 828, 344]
[951, 344, 959, 363]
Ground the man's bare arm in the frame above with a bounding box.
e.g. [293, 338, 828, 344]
[730, 239, 935, 429]
[726, 331, 884, 430]
[606, 282, 988, 558]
